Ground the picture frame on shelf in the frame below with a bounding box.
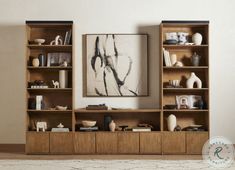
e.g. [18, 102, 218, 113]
[176, 95, 202, 109]
[47, 53, 72, 67]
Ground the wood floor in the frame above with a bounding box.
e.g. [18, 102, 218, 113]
[0, 152, 202, 160]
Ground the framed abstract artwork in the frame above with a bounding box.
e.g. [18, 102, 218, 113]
[85, 34, 148, 97]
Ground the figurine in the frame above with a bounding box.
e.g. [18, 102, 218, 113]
[60, 61, 68, 67]
[50, 35, 63, 45]
[186, 72, 202, 88]
[36, 122, 47, 132]
[109, 120, 116, 132]
[55, 105, 67, 111]
[57, 123, 64, 128]
[52, 80, 59, 88]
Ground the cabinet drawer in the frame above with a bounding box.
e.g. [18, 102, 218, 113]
[96, 132, 117, 154]
[163, 132, 186, 154]
[186, 132, 208, 154]
[74, 132, 95, 154]
[140, 132, 161, 154]
[50, 132, 74, 154]
[118, 132, 139, 154]
[26, 132, 49, 154]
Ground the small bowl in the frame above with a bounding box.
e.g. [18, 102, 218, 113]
[82, 120, 96, 127]
[34, 39, 45, 45]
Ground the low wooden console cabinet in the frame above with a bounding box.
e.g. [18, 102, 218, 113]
[26, 131, 208, 154]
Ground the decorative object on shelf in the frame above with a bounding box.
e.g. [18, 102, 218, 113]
[164, 39, 178, 45]
[163, 104, 177, 110]
[167, 114, 177, 131]
[60, 61, 68, 67]
[109, 120, 116, 132]
[47, 53, 71, 67]
[82, 120, 97, 127]
[185, 42, 194, 45]
[55, 105, 67, 111]
[198, 99, 204, 109]
[86, 34, 148, 97]
[174, 61, 184, 67]
[176, 95, 202, 109]
[165, 32, 178, 44]
[79, 126, 98, 131]
[168, 80, 181, 88]
[51, 123, 70, 132]
[104, 115, 112, 131]
[36, 95, 43, 110]
[59, 70, 68, 88]
[186, 72, 202, 88]
[192, 33, 203, 45]
[36, 121, 47, 132]
[52, 80, 60, 88]
[50, 35, 63, 45]
[132, 127, 151, 132]
[119, 125, 128, 131]
[191, 52, 201, 66]
[28, 80, 48, 88]
[177, 32, 189, 44]
[64, 30, 72, 45]
[174, 125, 181, 131]
[34, 39, 45, 45]
[170, 54, 177, 65]
[32, 57, 40, 67]
[86, 104, 108, 110]
[38, 54, 46, 66]
[28, 97, 36, 109]
[190, 95, 202, 109]
[57, 123, 64, 128]
[183, 125, 206, 131]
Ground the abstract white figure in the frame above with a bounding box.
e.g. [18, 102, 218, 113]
[50, 35, 63, 45]
[167, 114, 177, 131]
[52, 80, 59, 88]
[36, 122, 47, 132]
[186, 72, 202, 88]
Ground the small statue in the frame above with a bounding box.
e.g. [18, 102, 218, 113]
[52, 80, 59, 88]
[57, 123, 64, 128]
[50, 35, 63, 45]
[60, 61, 68, 67]
[36, 122, 47, 132]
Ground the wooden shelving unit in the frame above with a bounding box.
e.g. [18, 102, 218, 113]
[25, 21, 74, 154]
[160, 20, 209, 154]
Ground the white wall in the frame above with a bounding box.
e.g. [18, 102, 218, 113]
[0, 0, 234, 143]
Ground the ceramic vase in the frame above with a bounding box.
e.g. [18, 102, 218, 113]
[59, 70, 68, 88]
[38, 54, 46, 66]
[32, 58, 40, 67]
[109, 120, 116, 132]
[167, 114, 177, 131]
[192, 33, 203, 45]
[186, 72, 202, 88]
[104, 115, 112, 131]
[170, 54, 177, 65]
[191, 52, 201, 66]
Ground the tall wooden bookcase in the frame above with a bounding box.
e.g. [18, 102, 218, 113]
[160, 21, 209, 154]
[25, 21, 74, 154]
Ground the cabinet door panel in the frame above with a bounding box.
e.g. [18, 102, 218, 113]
[140, 132, 161, 154]
[74, 132, 95, 154]
[163, 132, 185, 154]
[50, 132, 73, 154]
[26, 132, 49, 154]
[96, 132, 117, 154]
[118, 132, 139, 154]
[187, 132, 208, 154]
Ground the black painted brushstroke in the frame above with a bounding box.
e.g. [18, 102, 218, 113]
[128, 89, 138, 96]
[95, 88, 105, 96]
[112, 34, 118, 63]
[91, 36, 103, 74]
[103, 70, 108, 96]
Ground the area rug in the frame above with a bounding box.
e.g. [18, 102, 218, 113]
[0, 160, 234, 170]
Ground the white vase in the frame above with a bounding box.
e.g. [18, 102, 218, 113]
[170, 54, 177, 65]
[32, 58, 39, 67]
[59, 70, 68, 88]
[109, 120, 116, 132]
[192, 33, 203, 45]
[167, 114, 177, 131]
[186, 72, 202, 88]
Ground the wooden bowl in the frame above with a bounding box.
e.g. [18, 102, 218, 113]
[82, 120, 96, 127]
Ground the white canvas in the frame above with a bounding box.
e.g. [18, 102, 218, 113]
[86, 34, 148, 96]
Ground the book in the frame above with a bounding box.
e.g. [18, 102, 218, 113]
[51, 128, 70, 132]
[80, 126, 99, 131]
[64, 30, 72, 45]
[163, 48, 172, 66]
[132, 127, 151, 132]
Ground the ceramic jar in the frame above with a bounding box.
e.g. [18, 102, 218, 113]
[170, 54, 177, 65]
[109, 120, 116, 132]
[191, 52, 201, 66]
[59, 70, 68, 88]
[192, 33, 203, 45]
[32, 57, 40, 67]
[167, 114, 177, 131]
[186, 72, 202, 88]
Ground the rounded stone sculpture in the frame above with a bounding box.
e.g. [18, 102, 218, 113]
[32, 57, 40, 67]
[186, 72, 202, 88]
[109, 120, 116, 132]
[167, 114, 177, 131]
[192, 33, 203, 45]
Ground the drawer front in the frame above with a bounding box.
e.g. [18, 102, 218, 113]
[74, 132, 96, 154]
[96, 132, 118, 154]
[26, 132, 49, 154]
[186, 132, 209, 154]
[163, 132, 186, 154]
[50, 132, 74, 154]
[118, 132, 139, 154]
[140, 132, 161, 154]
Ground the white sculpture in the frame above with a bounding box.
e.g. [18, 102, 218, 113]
[61, 61, 68, 67]
[50, 35, 63, 45]
[186, 72, 202, 88]
[57, 123, 64, 128]
[167, 114, 177, 131]
[52, 80, 59, 88]
[170, 54, 177, 65]
[192, 33, 203, 45]
[36, 122, 47, 132]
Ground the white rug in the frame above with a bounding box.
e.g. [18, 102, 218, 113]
[0, 160, 234, 170]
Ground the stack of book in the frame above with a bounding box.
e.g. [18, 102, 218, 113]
[64, 30, 72, 45]
[79, 126, 99, 131]
[132, 127, 151, 132]
[163, 48, 172, 66]
[51, 128, 69, 132]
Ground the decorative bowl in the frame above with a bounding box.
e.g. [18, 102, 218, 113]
[34, 39, 45, 45]
[82, 120, 96, 127]
[55, 105, 67, 111]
